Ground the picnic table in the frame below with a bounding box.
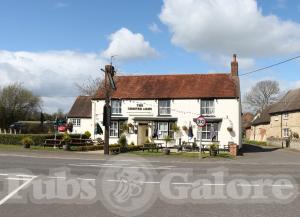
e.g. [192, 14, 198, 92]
[43, 139, 63, 149]
[69, 138, 93, 147]
[142, 143, 163, 152]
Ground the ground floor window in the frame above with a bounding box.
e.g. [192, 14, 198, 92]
[197, 123, 218, 141]
[283, 128, 289, 137]
[69, 118, 81, 127]
[110, 121, 118, 137]
[154, 121, 175, 139]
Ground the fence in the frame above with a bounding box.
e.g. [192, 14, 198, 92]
[0, 128, 21, 135]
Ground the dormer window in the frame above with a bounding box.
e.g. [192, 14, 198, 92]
[201, 100, 215, 116]
[158, 100, 171, 115]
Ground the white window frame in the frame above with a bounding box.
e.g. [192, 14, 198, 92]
[158, 100, 171, 115]
[70, 118, 81, 127]
[110, 121, 118, 137]
[201, 100, 215, 116]
[111, 100, 122, 115]
[158, 122, 168, 139]
[197, 123, 218, 141]
[283, 128, 289, 138]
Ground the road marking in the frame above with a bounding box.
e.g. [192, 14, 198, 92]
[0, 176, 36, 206]
[68, 164, 172, 170]
[15, 174, 35, 178]
[5, 177, 31, 181]
[203, 183, 226, 186]
[238, 184, 260, 187]
[47, 176, 66, 180]
[271, 184, 294, 188]
[0, 174, 8, 176]
[77, 178, 96, 181]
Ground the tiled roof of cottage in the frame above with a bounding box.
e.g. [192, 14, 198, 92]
[68, 96, 92, 118]
[94, 73, 239, 99]
[268, 88, 300, 114]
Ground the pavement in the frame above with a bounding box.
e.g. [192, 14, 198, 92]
[0, 144, 299, 217]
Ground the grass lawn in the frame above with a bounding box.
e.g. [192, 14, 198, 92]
[0, 144, 63, 152]
[126, 150, 234, 159]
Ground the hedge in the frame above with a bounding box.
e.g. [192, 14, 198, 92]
[243, 140, 267, 146]
[0, 133, 90, 146]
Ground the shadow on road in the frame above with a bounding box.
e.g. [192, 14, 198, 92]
[241, 144, 280, 153]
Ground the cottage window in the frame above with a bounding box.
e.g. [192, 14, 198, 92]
[198, 123, 218, 141]
[158, 100, 171, 115]
[158, 122, 168, 139]
[283, 113, 289, 120]
[283, 128, 289, 138]
[70, 118, 81, 127]
[110, 121, 118, 137]
[201, 100, 215, 116]
[111, 100, 122, 115]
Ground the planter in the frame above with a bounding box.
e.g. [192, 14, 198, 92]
[23, 144, 30, 149]
[163, 148, 170, 155]
[63, 144, 71, 151]
[210, 149, 218, 156]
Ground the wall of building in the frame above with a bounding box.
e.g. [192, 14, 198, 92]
[249, 124, 270, 142]
[68, 118, 94, 136]
[91, 98, 241, 148]
[268, 112, 300, 139]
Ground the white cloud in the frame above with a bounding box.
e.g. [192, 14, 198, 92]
[149, 23, 161, 33]
[159, 0, 300, 58]
[0, 50, 105, 113]
[102, 28, 158, 60]
[55, 2, 69, 8]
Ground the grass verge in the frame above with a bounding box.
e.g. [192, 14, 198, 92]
[0, 144, 62, 152]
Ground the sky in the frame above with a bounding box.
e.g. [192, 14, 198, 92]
[0, 0, 300, 113]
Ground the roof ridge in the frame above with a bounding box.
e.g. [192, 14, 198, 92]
[116, 73, 230, 77]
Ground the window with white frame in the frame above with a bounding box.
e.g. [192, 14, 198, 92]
[201, 100, 215, 116]
[283, 128, 289, 137]
[110, 121, 118, 137]
[197, 123, 218, 141]
[283, 113, 289, 120]
[111, 100, 122, 115]
[70, 118, 81, 127]
[158, 100, 171, 115]
[158, 122, 168, 139]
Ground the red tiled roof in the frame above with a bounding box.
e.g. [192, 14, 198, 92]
[94, 73, 239, 99]
[68, 96, 92, 118]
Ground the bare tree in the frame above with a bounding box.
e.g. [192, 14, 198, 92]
[75, 77, 104, 97]
[244, 80, 280, 113]
[0, 83, 41, 128]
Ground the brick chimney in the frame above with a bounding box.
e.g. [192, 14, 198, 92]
[231, 54, 238, 76]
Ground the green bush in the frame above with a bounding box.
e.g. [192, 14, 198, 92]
[84, 131, 91, 139]
[0, 134, 54, 146]
[72, 145, 103, 152]
[243, 140, 267, 146]
[21, 137, 34, 148]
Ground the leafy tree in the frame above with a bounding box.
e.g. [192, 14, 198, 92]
[243, 80, 280, 113]
[0, 83, 41, 128]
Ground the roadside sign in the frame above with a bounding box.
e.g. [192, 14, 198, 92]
[195, 116, 206, 127]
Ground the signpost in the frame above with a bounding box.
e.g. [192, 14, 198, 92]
[194, 116, 206, 155]
[102, 64, 117, 155]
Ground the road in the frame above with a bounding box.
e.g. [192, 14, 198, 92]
[0, 144, 299, 217]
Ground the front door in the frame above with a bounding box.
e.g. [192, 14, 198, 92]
[138, 124, 148, 145]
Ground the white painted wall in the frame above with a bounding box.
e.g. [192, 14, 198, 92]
[67, 118, 94, 136]
[90, 98, 241, 148]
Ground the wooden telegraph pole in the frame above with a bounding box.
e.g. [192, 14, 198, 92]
[102, 64, 116, 155]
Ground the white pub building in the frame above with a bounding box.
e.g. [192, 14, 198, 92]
[69, 55, 242, 148]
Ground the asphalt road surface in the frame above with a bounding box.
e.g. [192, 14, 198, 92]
[0, 144, 299, 217]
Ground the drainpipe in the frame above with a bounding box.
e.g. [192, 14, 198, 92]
[281, 114, 283, 149]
